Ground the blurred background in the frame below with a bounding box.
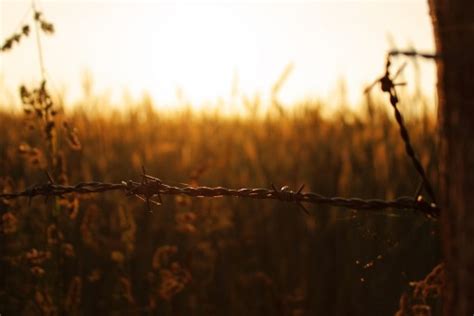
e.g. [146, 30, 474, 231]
[0, 1, 442, 315]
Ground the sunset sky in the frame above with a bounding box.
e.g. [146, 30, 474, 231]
[1, 0, 436, 112]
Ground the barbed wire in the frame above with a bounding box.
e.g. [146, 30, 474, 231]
[365, 52, 438, 207]
[0, 174, 440, 218]
[0, 9, 441, 220]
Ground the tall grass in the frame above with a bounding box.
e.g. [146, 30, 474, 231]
[0, 91, 441, 315]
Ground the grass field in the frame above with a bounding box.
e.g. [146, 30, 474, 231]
[0, 89, 442, 315]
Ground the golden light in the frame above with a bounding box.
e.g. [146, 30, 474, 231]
[1, 1, 436, 114]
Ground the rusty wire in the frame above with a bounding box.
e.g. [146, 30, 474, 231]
[0, 58, 442, 219]
[0, 27, 441, 220]
[365, 53, 438, 208]
[0, 176, 440, 218]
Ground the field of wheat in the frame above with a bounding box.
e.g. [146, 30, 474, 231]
[0, 3, 446, 314]
[0, 84, 443, 315]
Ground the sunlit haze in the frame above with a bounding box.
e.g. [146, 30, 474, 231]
[1, 0, 436, 113]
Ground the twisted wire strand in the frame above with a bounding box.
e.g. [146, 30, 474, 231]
[382, 56, 438, 205]
[388, 90, 437, 205]
[0, 178, 440, 218]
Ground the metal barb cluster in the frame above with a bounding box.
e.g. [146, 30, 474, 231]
[0, 176, 440, 218]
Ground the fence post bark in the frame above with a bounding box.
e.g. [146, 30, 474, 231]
[428, 0, 474, 314]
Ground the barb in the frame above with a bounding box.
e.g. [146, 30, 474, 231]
[272, 184, 309, 215]
[0, 177, 439, 218]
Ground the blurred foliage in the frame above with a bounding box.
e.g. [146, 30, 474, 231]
[0, 92, 441, 315]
